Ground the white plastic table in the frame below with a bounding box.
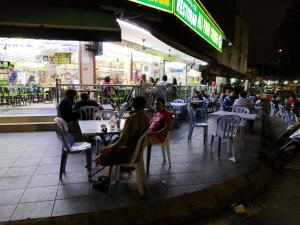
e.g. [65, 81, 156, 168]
[79, 119, 125, 136]
[211, 111, 258, 120]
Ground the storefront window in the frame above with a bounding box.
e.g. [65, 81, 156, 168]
[165, 61, 186, 85]
[0, 38, 79, 86]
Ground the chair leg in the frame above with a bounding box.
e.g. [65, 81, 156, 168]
[210, 135, 215, 152]
[203, 127, 208, 145]
[218, 137, 222, 157]
[165, 142, 171, 167]
[59, 150, 67, 180]
[135, 164, 144, 196]
[108, 166, 114, 194]
[85, 148, 92, 178]
[161, 145, 166, 163]
[188, 126, 194, 141]
[62, 152, 68, 173]
[146, 145, 152, 176]
[239, 126, 245, 151]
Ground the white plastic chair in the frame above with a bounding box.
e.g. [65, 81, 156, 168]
[210, 115, 241, 162]
[54, 117, 92, 180]
[78, 106, 99, 120]
[117, 102, 127, 119]
[187, 106, 208, 144]
[146, 127, 172, 175]
[269, 101, 276, 117]
[277, 104, 285, 117]
[232, 106, 250, 147]
[108, 131, 148, 196]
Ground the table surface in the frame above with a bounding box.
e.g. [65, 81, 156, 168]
[290, 128, 300, 139]
[100, 104, 114, 111]
[190, 100, 204, 103]
[169, 102, 187, 107]
[211, 111, 258, 120]
[79, 119, 125, 136]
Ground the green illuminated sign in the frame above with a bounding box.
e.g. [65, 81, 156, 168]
[129, 0, 174, 13]
[174, 0, 223, 52]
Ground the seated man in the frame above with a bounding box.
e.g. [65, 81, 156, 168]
[95, 96, 149, 166]
[148, 97, 174, 144]
[58, 89, 80, 133]
[221, 90, 235, 111]
[233, 91, 255, 112]
[73, 92, 101, 111]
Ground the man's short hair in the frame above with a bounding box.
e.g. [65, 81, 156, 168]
[80, 92, 89, 101]
[162, 75, 168, 81]
[240, 91, 247, 98]
[156, 97, 165, 104]
[65, 89, 77, 99]
[194, 90, 200, 95]
[10, 64, 14, 68]
[132, 96, 147, 110]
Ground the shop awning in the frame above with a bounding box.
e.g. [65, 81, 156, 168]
[0, 5, 121, 41]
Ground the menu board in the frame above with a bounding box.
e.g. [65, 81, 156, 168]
[0, 61, 10, 69]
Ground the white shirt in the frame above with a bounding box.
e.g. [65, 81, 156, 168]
[233, 97, 255, 111]
[156, 80, 170, 86]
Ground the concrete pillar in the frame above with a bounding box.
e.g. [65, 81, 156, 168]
[79, 42, 95, 84]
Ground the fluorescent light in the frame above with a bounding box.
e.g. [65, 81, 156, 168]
[294, 80, 298, 83]
[117, 19, 151, 36]
[284, 81, 288, 85]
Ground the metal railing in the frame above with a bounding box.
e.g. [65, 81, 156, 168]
[55, 80, 210, 110]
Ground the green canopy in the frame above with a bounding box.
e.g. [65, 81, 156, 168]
[0, 5, 121, 41]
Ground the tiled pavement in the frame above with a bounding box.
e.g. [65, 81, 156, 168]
[0, 115, 261, 222]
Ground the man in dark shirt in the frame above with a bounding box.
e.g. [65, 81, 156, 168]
[58, 89, 79, 133]
[73, 92, 101, 111]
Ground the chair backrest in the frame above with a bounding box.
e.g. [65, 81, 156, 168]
[278, 104, 285, 116]
[129, 130, 148, 164]
[174, 99, 185, 103]
[216, 115, 241, 138]
[281, 109, 292, 127]
[270, 101, 276, 117]
[248, 96, 256, 104]
[187, 106, 207, 124]
[233, 106, 250, 114]
[78, 106, 99, 120]
[54, 117, 71, 152]
[233, 106, 249, 126]
[118, 102, 127, 119]
[95, 110, 117, 120]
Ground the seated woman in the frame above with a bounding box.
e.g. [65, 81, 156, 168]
[95, 96, 149, 166]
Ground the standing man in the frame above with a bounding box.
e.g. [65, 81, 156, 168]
[8, 64, 18, 92]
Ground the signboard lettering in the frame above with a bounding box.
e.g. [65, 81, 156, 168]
[129, 0, 223, 52]
[174, 0, 223, 52]
[129, 0, 173, 13]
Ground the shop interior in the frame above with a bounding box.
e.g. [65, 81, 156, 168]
[0, 19, 208, 87]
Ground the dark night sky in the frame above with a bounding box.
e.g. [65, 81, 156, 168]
[247, 0, 294, 66]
